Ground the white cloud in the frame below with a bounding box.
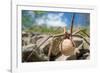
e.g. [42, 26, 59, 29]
[28, 11, 35, 18]
[47, 13, 63, 20]
[46, 13, 67, 27]
[46, 18, 66, 27]
[35, 15, 46, 25]
[35, 13, 67, 27]
[35, 18, 45, 25]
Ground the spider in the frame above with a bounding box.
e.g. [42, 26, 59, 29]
[25, 14, 90, 61]
[48, 13, 90, 60]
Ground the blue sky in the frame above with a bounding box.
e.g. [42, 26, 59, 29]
[45, 11, 90, 27]
[22, 10, 90, 28]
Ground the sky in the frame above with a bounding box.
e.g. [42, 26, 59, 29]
[22, 10, 90, 28]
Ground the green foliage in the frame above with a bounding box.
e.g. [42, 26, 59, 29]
[24, 25, 63, 35]
[33, 11, 46, 15]
[22, 10, 33, 29]
[22, 10, 47, 30]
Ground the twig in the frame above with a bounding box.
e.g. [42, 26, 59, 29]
[48, 37, 54, 59]
[72, 34, 90, 45]
[81, 30, 90, 37]
[26, 36, 52, 61]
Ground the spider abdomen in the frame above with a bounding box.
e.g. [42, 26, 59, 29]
[61, 39, 75, 56]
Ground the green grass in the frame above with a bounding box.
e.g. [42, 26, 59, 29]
[23, 24, 90, 36]
[23, 25, 63, 35]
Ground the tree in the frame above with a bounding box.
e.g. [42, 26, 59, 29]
[22, 10, 46, 30]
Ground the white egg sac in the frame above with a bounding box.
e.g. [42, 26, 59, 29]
[61, 39, 75, 56]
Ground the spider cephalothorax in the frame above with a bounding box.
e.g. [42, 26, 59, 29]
[63, 32, 70, 39]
